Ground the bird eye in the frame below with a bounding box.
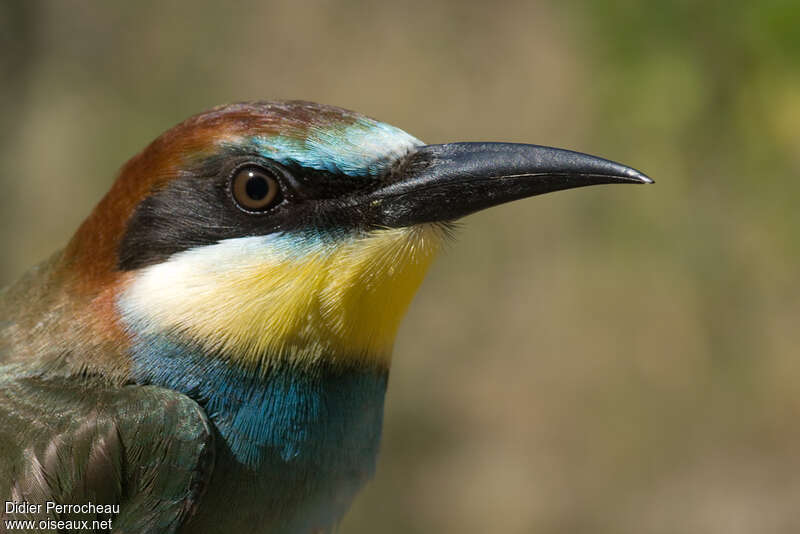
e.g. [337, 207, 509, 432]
[231, 166, 280, 212]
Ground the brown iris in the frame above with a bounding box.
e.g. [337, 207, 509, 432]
[231, 166, 280, 212]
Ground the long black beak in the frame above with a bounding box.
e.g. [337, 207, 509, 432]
[368, 142, 652, 227]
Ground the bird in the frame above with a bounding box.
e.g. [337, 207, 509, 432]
[0, 101, 652, 533]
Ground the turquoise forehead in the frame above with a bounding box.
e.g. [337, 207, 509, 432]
[250, 117, 422, 176]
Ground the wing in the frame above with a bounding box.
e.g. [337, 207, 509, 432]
[0, 372, 215, 534]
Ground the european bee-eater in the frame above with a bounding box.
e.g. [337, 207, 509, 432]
[0, 101, 651, 533]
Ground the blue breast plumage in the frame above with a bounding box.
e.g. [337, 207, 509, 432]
[129, 332, 387, 532]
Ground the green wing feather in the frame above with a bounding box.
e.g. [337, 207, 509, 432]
[0, 372, 215, 534]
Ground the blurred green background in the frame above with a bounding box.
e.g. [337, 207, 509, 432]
[1, 1, 799, 532]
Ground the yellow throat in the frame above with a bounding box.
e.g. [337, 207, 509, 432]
[119, 224, 446, 370]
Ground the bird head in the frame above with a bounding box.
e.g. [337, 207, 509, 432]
[55, 101, 650, 376]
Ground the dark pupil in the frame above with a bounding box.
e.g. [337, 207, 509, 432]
[245, 174, 269, 200]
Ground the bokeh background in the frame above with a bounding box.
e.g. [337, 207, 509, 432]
[1, 1, 799, 532]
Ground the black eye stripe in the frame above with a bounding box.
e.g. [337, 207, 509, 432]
[185, 150, 377, 201]
[118, 151, 385, 271]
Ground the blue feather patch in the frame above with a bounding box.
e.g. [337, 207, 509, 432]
[128, 334, 387, 471]
[251, 118, 422, 176]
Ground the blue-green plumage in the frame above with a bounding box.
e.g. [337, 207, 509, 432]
[127, 333, 387, 532]
[250, 118, 422, 176]
[128, 333, 387, 471]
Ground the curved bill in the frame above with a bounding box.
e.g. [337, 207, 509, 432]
[367, 142, 653, 227]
